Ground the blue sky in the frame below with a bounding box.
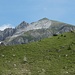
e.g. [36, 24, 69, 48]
[0, 0, 75, 30]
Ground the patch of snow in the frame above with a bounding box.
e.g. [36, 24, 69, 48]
[0, 42, 1, 44]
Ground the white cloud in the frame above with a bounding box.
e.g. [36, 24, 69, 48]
[0, 24, 14, 31]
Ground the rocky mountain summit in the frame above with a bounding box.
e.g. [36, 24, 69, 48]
[0, 18, 75, 45]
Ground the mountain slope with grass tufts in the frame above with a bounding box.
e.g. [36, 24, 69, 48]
[0, 31, 75, 75]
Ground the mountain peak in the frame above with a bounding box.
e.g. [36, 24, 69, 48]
[0, 18, 75, 45]
[20, 21, 28, 25]
[39, 17, 49, 21]
[16, 21, 29, 29]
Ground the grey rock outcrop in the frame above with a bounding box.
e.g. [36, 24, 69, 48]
[0, 28, 15, 41]
[15, 21, 29, 30]
[3, 28, 15, 39]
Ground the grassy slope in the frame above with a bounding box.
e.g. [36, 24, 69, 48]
[0, 32, 75, 75]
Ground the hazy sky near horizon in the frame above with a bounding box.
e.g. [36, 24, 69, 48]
[0, 0, 75, 30]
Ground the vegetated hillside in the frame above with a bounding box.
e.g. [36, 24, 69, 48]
[0, 32, 75, 75]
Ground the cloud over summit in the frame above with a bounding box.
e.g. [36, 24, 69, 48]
[0, 24, 14, 31]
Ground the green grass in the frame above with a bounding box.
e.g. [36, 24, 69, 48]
[0, 32, 75, 75]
